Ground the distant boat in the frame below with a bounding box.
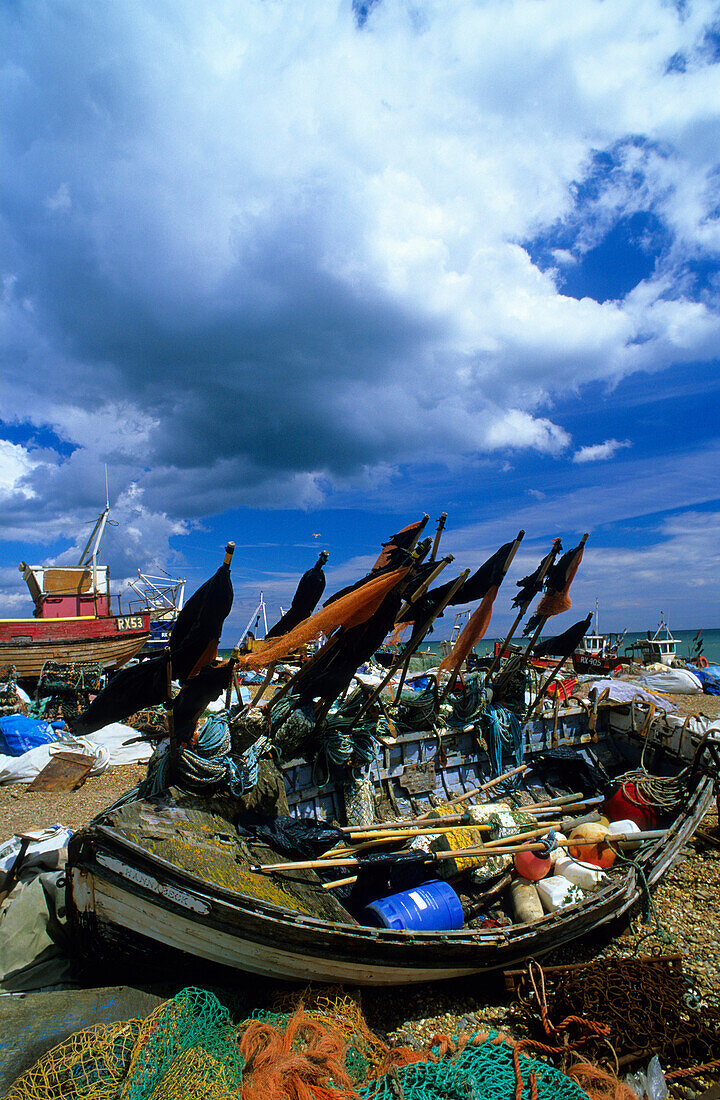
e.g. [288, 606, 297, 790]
[571, 602, 627, 674]
[125, 570, 186, 659]
[0, 501, 149, 681]
[623, 614, 679, 667]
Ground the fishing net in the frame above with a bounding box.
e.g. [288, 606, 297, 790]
[9, 983, 635, 1100]
[236, 567, 411, 672]
[361, 1031, 597, 1100]
[5, 988, 242, 1100]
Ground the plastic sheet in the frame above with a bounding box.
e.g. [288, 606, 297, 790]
[235, 814, 346, 859]
[0, 723, 151, 784]
[0, 715, 59, 756]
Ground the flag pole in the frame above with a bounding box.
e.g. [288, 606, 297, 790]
[165, 651, 176, 758]
[486, 539, 562, 679]
[346, 569, 471, 732]
[524, 650, 571, 721]
[522, 533, 588, 666]
[430, 512, 448, 561]
[393, 555, 454, 700]
[397, 555, 454, 622]
[438, 530, 525, 705]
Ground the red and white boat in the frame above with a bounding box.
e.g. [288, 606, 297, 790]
[0, 503, 149, 681]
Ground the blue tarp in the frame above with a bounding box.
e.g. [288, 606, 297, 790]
[0, 715, 60, 756]
[691, 666, 720, 695]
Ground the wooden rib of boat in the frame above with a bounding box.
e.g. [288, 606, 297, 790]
[65, 701, 717, 986]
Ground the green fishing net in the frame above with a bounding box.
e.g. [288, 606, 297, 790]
[360, 1032, 592, 1100]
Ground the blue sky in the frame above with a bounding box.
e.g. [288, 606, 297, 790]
[1, 0, 719, 641]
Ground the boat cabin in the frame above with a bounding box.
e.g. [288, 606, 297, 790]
[624, 616, 678, 666]
[18, 563, 111, 619]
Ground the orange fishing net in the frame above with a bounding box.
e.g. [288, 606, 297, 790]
[438, 585, 499, 673]
[533, 547, 584, 621]
[236, 567, 411, 672]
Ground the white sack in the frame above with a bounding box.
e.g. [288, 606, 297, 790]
[0, 723, 151, 784]
[639, 669, 703, 695]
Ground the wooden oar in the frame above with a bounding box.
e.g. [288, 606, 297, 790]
[414, 764, 529, 820]
[338, 798, 599, 836]
[252, 829, 666, 875]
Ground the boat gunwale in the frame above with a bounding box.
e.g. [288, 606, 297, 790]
[75, 768, 713, 949]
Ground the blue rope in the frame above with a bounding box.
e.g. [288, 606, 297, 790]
[478, 704, 524, 789]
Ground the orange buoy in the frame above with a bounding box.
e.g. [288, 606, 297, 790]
[567, 822, 616, 869]
[513, 848, 552, 881]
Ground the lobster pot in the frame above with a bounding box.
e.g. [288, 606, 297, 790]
[364, 880, 464, 932]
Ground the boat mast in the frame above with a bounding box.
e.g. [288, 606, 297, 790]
[77, 467, 111, 609]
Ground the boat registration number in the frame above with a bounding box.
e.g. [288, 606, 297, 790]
[115, 616, 145, 631]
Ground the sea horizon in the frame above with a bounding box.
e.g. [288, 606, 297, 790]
[221, 626, 720, 667]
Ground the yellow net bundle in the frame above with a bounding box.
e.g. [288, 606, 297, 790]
[6, 988, 241, 1100]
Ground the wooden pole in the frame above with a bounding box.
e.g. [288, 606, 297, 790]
[252, 830, 666, 874]
[224, 647, 240, 709]
[165, 652, 176, 757]
[438, 530, 525, 705]
[486, 539, 562, 678]
[345, 569, 471, 732]
[524, 651, 569, 721]
[249, 662, 277, 708]
[224, 541, 236, 566]
[397, 556, 453, 622]
[430, 512, 448, 561]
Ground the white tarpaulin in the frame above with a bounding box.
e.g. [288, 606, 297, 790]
[0, 722, 152, 784]
[639, 668, 703, 695]
[589, 679, 677, 712]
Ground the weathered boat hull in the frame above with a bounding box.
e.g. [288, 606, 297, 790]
[65, 707, 716, 985]
[0, 614, 150, 678]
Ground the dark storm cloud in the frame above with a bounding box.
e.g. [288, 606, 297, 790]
[2, 0, 720, 566]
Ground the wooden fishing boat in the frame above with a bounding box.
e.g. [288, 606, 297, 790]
[1, 503, 149, 680]
[65, 699, 717, 986]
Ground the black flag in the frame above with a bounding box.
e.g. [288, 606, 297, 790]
[72, 657, 167, 736]
[512, 540, 562, 609]
[170, 546, 234, 683]
[172, 661, 234, 745]
[266, 551, 329, 639]
[397, 540, 516, 626]
[324, 518, 429, 607]
[533, 613, 593, 660]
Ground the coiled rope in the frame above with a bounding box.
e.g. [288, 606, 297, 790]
[613, 738, 688, 813]
[446, 672, 490, 729]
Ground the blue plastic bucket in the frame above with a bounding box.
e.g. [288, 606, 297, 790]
[363, 879, 464, 932]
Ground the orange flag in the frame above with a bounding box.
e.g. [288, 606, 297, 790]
[237, 565, 411, 672]
[438, 585, 499, 673]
